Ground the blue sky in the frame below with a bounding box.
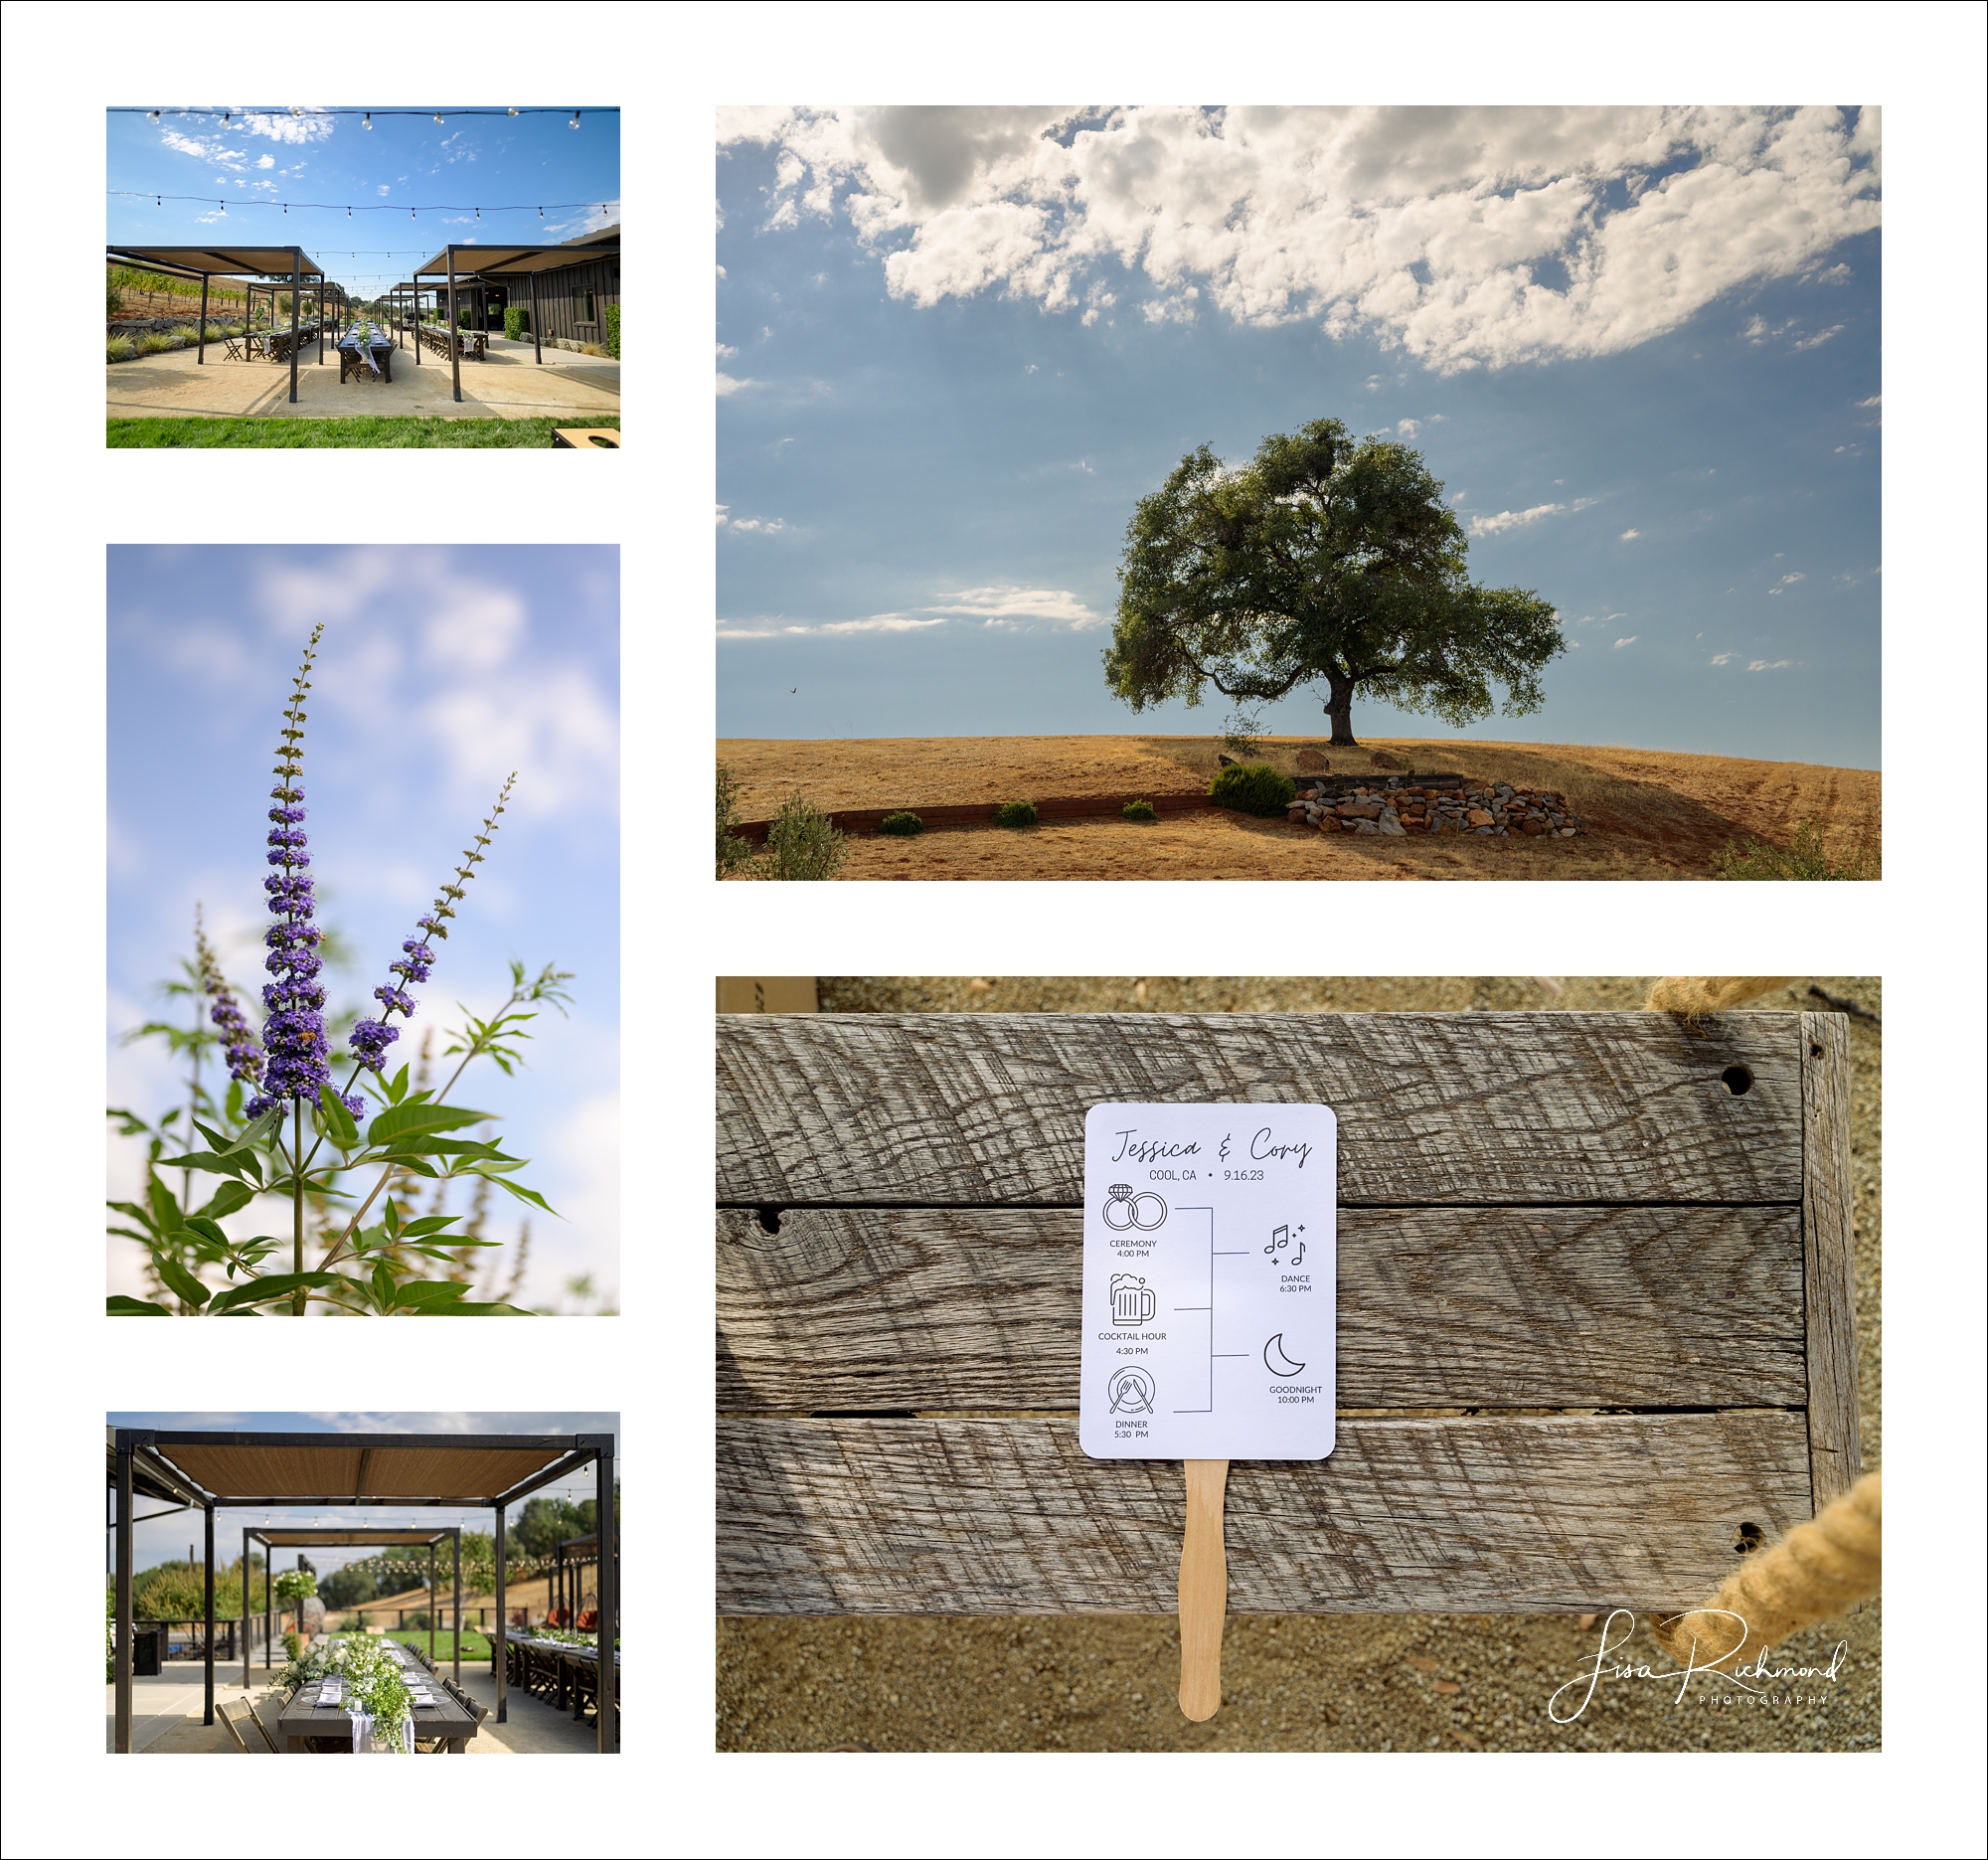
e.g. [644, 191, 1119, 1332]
[106, 548, 618, 1311]
[107, 106, 619, 301]
[107, 1413, 617, 1577]
[717, 107, 1881, 768]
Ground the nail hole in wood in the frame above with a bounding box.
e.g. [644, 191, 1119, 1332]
[1734, 1521, 1765, 1554]
[755, 1206, 782, 1235]
[1721, 1065, 1753, 1096]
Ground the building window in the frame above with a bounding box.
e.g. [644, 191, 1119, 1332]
[581, 288, 596, 323]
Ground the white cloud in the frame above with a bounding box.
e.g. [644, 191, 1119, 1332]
[1747, 659, 1795, 670]
[716, 372, 761, 397]
[1397, 419, 1420, 438]
[718, 582, 1100, 637]
[1620, 528, 1640, 540]
[1711, 651, 1739, 664]
[1469, 502, 1563, 537]
[256, 154, 274, 170]
[723, 105, 1881, 373]
[1613, 636, 1638, 647]
[1856, 394, 1881, 408]
[1791, 323, 1844, 350]
[717, 506, 788, 534]
[1779, 572, 1806, 585]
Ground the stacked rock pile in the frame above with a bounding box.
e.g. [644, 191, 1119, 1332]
[1288, 775, 1586, 838]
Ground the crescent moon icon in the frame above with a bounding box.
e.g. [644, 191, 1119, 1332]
[1263, 1333, 1306, 1378]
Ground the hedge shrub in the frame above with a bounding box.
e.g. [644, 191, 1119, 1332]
[504, 306, 531, 340]
[992, 801, 1037, 828]
[879, 811, 923, 836]
[603, 303, 620, 360]
[1208, 762, 1296, 817]
[1120, 798, 1158, 822]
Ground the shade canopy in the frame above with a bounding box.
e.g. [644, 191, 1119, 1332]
[414, 230, 618, 278]
[135, 1432, 597, 1505]
[107, 244, 324, 280]
[251, 1528, 451, 1547]
[105, 1427, 204, 1506]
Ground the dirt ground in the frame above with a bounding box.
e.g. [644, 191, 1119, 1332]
[716, 735, 1880, 880]
[717, 975, 1882, 1754]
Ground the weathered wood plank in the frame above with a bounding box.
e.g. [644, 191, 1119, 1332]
[718, 1205, 1807, 1412]
[716, 1414, 1813, 1614]
[1800, 1013, 1863, 1508]
[716, 1013, 1802, 1208]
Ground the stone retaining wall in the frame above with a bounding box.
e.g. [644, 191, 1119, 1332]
[1291, 777, 1587, 838]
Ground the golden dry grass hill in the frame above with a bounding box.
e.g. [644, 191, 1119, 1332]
[717, 735, 1880, 881]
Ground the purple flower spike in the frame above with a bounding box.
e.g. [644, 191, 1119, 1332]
[253, 626, 330, 1117]
[195, 907, 263, 1093]
[347, 773, 516, 1075]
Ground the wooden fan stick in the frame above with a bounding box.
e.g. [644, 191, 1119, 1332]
[1178, 1458, 1229, 1720]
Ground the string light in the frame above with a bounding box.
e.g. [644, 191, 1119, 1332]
[507, 107, 518, 117]
[363, 112, 372, 130]
[147, 110, 159, 123]
[570, 110, 580, 129]
[433, 112, 444, 126]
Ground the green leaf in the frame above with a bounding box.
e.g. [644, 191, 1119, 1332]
[108, 1295, 171, 1316]
[385, 1064, 411, 1105]
[383, 1196, 404, 1240]
[363, 1101, 494, 1145]
[197, 1179, 256, 1221]
[422, 1300, 534, 1315]
[207, 1271, 350, 1315]
[399, 1215, 463, 1238]
[148, 1179, 186, 1230]
[181, 1215, 231, 1250]
[153, 1256, 212, 1310]
[154, 1150, 250, 1178]
[483, 1175, 560, 1217]
[391, 1279, 473, 1308]
[317, 1084, 361, 1150]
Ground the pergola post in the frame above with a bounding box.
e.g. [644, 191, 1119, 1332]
[428, 1540, 437, 1667]
[115, 1441, 133, 1754]
[595, 1442, 615, 1753]
[316, 280, 325, 367]
[203, 1504, 216, 1724]
[530, 268, 542, 363]
[447, 247, 461, 403]
[451, 1528, 462, 1685]
[494, 1501, 507, 1723]
[414, 284, 421, 365]
[243, 1529, 252, 1686]
[288, 252, 300, 404]
[198, 272, 209, 365]
[263, 1545, 271, 1671]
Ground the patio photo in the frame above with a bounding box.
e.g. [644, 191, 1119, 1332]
[106, 546, 619, 1316]
[105, 105, 618, 447]
[107, 1414, 619, 1753]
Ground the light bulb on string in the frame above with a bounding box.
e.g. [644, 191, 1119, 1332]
[570, 110, 580, 129]
[147, 109, 159, 123]
[434, 112, 444, 126]
[363, 112, 372, 130]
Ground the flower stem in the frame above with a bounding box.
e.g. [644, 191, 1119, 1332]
[291, 1100, 306, 1316]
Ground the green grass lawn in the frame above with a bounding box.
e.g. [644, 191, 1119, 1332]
[376, 1628, 493, 1661]
[107, 416, 619, 448]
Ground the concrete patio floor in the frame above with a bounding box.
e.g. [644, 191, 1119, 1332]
[112, 1661, 604, 1753]
[105, 330, 618, 422]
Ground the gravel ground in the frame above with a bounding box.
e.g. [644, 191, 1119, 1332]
[718, 976, 1881, 1755]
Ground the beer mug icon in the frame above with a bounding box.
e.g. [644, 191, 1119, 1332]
[1109, 1272, 1157, 1326]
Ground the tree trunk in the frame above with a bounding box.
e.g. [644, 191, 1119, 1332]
[1325, 673, 1359, 747]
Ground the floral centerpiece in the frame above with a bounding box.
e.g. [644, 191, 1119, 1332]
[327, 1636, 414, 1754]
[273, 1567, 317, 1636]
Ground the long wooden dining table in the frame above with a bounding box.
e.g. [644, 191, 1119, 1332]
[496, 1628, 619, 1722]
[274, 1640, 479, 1753]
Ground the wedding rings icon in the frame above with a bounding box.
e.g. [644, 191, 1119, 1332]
[1102, 1183, 1167, 1230]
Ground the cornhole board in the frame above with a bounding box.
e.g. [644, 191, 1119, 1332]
[716, 1012, 1860, 1616]
[552, 427, 619, 448]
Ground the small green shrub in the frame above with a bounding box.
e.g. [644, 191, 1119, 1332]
[137, 331, 174, 355]
[282, 1630, 301, 1662]
[879, 811, 923, 836]
[106, 335, 136, 362]
[754, 791, 848, 881]
[504, 306, 531, 340]
[171, 326, 199, 347]
[716, 764, 753, 878]
[106, 277, 123, 319]
[1220, 708, 1264, 760]
[1716, 820, 1874, 881]
[603, 303, 620, 360]
[1121, 798, 1158, 822]
[1209, 762, 1296, 817]
[203, 324, 227, 342]
[992, 800, 1038, 828]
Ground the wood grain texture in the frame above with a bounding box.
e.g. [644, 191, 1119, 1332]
[718, 1205, 1807, 1412]
[716, 1414, 1814, 1614]
[1800, 1013, 1863, 1508]
[1178, 1460, 1228, 1720]
[716, 1013, 1802, 1208]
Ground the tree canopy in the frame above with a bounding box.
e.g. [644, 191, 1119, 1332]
[1102, 418, 1565, 746]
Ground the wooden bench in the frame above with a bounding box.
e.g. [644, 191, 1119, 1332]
[717, 1011, 1859, 1619]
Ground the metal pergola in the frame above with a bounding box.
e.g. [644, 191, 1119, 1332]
[414, 238, 619, 401]
[106, 245, 327, 403]
[245, 1528, 460, 1687]
[553, 1529, 616, 1626]
[109, 1429, 616, 1754]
